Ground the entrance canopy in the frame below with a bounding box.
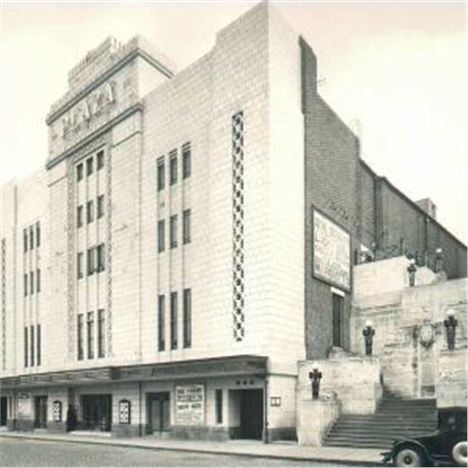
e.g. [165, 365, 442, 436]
[0, 355, 268, 390]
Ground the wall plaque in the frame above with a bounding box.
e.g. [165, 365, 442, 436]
[175, 384, 205, 426]
[313, 210, 351, 291]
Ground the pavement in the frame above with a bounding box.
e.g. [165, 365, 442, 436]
[0, 430, 385, 466]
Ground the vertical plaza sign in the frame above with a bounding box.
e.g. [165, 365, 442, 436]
[175, 384, 205, 425]
[313, 210, 351, 291]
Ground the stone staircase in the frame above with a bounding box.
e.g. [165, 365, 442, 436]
[324, 392, 438, 449]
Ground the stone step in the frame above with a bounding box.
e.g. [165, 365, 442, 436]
[332, 423, 436, 431]
[325, 439, 391, 449]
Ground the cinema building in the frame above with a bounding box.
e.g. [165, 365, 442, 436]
[1, 3, 466, 441]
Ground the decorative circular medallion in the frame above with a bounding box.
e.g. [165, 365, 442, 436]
[419, 324, 435, 348]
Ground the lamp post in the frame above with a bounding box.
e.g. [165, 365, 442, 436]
[435, 248, 443, 273]
[309, 365, 322, 400]
[362, 320, 375, 356]
[407, 259, 417, 287]
[444, 309, 458, 351]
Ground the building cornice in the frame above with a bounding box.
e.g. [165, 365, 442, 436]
[46, 48, 172, 126]
[46, 102, 144, 170]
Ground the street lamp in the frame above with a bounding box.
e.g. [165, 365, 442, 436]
[444, 309, 458, 351]
[362, 320, 375, 356]
[435, 248, 443, 273]
[309, 363, 322, 400]
[407, 259, 417, 287]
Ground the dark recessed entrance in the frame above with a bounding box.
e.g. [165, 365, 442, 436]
[239, 389, 264, 440]
[0, 397, 7, 426]
[147, 392, 170, 435]
[82, 394, 112, 431]
[34, 396, 48, 429]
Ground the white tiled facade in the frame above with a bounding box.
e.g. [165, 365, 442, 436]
[1, 3, 306, 440]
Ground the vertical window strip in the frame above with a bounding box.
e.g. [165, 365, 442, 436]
[170, 292, 178, 350]
[36, 222, 41, 248]
[215, 389, 223, 424]
[30, 271, 34, 295]
[158, 220, 165, 253]
[24, 327, 28, 367]
[183, 209, 191, 244]
[37, 324, 41, 366]
[24, 274, 28, 297]
[36, 268, 41, 293]
[30, 325, 35, 367]
[170, 215, 178, 248]
[23, 229, 28, 253]
[183, 288, 192, 348]
[77, 314, 84, 360]
[169, 150, 178, 185]
[182, 142, 191, 179]
[98, 309, 105, 358]
[157, 157, 165, 192]
[158, 295, 165, 351]
[87, 312, 94, 359]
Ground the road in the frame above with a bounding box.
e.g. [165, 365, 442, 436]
[0, 438, 351, 467]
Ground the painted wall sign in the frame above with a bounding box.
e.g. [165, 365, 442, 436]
[313, 210, 351, 290]
[174, 385, 205, 426]
[18, 393, 32, 418]
[61, 82, 115, 137]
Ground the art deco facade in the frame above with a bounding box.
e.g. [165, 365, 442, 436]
[1, 3, 466, 440]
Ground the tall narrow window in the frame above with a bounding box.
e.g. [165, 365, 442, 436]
[170, 215, 178, 248]
[30, 271, 34, 295]
[97, 309, 105, 358]
[97, 195, 105, 219]
[183, 288, 192, 348]
[87, 247, 95, 276]
[182, 142, 191, 179]
[158, 220, 165, 253]
[24, 327, 28, 367]
[97, 150, 105, 170]
[332, 294, 344, 348]
[169, 151, 178, 185]
[77, 252, 83, 279]
[97, 244, 105, 272]
[158, 295, 165, 351]
[157, 157, 165, 191]
[29, 226, 34, 250]
[183, 209, 191, 244]
[77, 205, 83, 228]
[36, 268, 41, 293]
[24, 273, 28, 296]
[170, 292, 178, 350]
[215, 389, 223, 424]
[30, 325, 35, 367]
[36, 222, 41, 247]
[86, 157, 93, 176]
[37, 324, 41, 366]
[76, 163, 83, 182]
[87, 312, 94, 359]
[77, 314, 84, 360]
[87, 200, 94, 224]
[23, 229, 28, 253]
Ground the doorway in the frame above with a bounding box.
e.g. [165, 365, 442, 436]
[34, 396, 48, 429]
[332, 293, 343, 348]
[82, 394, 112, 431]
[147, 392, 170, 435]
[0, 397, 7, 426]
[239, 389, 264, 440]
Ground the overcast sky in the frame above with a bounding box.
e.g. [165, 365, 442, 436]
[1, 1, 466, 243]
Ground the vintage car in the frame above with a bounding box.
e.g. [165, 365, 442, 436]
[381, 407, 467, 467]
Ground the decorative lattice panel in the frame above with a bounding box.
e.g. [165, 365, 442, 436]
[232, 111, 245, 342]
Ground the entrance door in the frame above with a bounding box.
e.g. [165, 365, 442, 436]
[239, 389, 263, 440]
[0, 397, 7, 426]
[82, 394, 112, 431]
[332, 294, 343, 348]
[34, 396, 48, 428]
[147, 392, 170, 434]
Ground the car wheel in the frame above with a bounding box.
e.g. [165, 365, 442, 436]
[452, 440, 468, 466]
[394, 447, 424, 467]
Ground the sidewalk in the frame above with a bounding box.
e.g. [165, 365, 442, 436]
[0, 430, 384, 466]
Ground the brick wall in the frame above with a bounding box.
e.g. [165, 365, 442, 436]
[301, 38, 360, 359]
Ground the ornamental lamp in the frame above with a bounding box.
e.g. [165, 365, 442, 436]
[444, 309, 458, 351]
[362, 320, 375, 356]
[309, 363, 322, 400]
